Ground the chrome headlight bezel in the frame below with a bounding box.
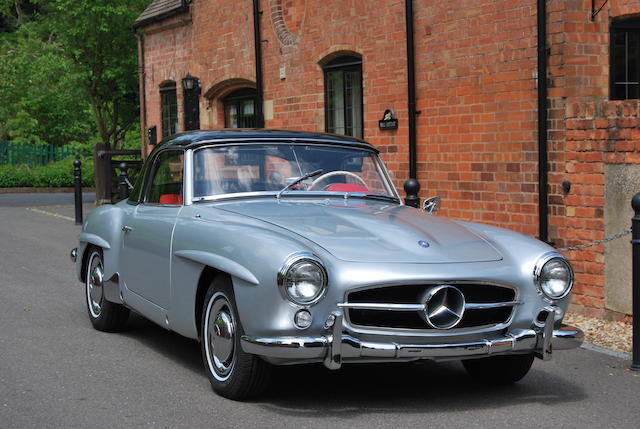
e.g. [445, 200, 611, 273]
[533, 252, 574, 300]
[277, 252, 328, 306]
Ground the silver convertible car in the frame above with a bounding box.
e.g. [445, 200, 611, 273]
[71, 130, 583, 399]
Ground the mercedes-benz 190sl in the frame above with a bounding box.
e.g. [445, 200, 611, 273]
[71, 130, 583, 399]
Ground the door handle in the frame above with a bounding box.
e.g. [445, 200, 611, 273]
[122, 226, 133, 233]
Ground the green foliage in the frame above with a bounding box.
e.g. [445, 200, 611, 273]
[38, 0, 148, 149]
[0, 26, 96, 146]
[0, 0, 147, 152]
[0, 157, 95, 188]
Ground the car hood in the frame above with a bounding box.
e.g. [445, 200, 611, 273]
[211, 199, 503, 264]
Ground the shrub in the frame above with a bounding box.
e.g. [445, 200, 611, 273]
[0, 157, 95, 188]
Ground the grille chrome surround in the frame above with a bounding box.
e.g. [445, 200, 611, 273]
[342, 283, 520, 331]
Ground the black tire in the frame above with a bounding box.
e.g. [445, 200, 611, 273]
[200, 275, 271, 400]
[85, 247, 129, 332]
[462, 354, 535, 384]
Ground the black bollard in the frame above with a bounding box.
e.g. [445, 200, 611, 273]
[118, 162, 129, 201]
[73, 159, 83, 225]
[403, 178, 421, 208]
[631, 193, 640, 371]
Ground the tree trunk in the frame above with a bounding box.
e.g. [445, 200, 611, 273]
[93, 142, 110, 205]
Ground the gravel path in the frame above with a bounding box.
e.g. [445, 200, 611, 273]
[565, 312, 632, 355]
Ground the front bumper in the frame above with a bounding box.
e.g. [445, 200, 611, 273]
[241, 312, 584, 370]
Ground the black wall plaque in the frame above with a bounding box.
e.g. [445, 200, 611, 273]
[378, 109, 398, 130]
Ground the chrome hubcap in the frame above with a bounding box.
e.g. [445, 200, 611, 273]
[86, 253, 104, 318]
[205, 293, 236, 381]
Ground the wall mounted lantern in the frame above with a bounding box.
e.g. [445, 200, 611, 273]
[182, 73, 199, 91]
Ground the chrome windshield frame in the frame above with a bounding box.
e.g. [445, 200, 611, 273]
[189, 142, 402, 204]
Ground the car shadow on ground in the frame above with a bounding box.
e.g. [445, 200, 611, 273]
[121, 313, 587, 416]
[257, 362, 586, 417]
[122, 313, 204, 374]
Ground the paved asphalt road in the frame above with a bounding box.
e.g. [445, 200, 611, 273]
[1, 193, 639, 428]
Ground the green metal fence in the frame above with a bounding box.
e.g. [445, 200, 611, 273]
[0, 142, 78, 167]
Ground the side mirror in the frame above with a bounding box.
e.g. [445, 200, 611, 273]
[423, 196, 441, 214]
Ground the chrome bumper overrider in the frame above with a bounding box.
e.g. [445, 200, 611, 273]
[240, 312, 584, 370]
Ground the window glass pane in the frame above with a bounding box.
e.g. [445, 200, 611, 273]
[223, 89, 258, 128]
[345, 70, 363, 138]
[614, 32, 627, 83]
[161, 85, 178, 137]
[239, 99, 256, 127]
[629, 31, 639, 84]
[147, 151, 184, 204]
[324, 57, 362, 138]
[327, 70, 345, 134]
[611, 19, 640, 100]
[226, 103, 238, 128]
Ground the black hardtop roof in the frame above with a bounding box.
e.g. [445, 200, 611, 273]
[153, 129, 377, 152]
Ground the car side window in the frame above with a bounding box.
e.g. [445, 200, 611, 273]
[146, 151, 184, 205]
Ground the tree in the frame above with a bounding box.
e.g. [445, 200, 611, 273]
[37, 0, 148, 150]
[0, 26, 96, 146]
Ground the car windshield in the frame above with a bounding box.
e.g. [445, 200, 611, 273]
[192, 143, 398, 201]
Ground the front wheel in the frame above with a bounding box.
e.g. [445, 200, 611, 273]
[84, 247, 129, 332]
[462, 354, 534, 384]
[200, 276, 271, 400]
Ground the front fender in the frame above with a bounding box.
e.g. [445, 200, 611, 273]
[78, 232, 111, 249]
[168, 205, 327, 340]
[76, 202, 131, 282]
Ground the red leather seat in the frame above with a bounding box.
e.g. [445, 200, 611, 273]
[159, 194, 183, 205]
[325, 183, 369, 193]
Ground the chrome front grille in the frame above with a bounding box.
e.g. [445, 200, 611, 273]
[340, 284, 520, 330]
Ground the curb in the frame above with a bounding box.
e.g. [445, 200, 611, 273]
[0, 187, 96, 194]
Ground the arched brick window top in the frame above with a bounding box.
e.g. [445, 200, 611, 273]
[160, 81, 178, 138]
[611, 17, 640, 100]
[321, 55, 363, 139]
[204, 78, 256, 101]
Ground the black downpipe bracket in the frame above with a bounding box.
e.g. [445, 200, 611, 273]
[252, 0, 265, 128]
[405, 0, 417, 180]
[537, 0, 549, 243]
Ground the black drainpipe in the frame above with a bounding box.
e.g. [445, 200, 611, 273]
[537, 0, 549, 243]
[405, 0, 417, 179]
[252, 0, 265, 128]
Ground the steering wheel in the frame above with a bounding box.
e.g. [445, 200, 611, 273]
[308, 170, 368, 191]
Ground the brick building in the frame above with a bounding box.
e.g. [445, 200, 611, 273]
[133, 0, 640, 320]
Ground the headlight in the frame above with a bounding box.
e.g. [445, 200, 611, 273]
[534, 253, 574, 299]
[278, 253, 327, 305]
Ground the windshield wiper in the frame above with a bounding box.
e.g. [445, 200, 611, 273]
[348, 193, 400, 203]
[276, 169, 323, 199]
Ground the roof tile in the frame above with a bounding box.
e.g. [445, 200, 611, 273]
[135, 0, 186, 26]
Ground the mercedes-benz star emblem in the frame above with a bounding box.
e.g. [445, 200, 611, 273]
[422, 285, 465, 329]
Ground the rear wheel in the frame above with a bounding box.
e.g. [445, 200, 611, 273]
[462, 354, 534, 384]
[85, 247, 129, 332]
[200, 276, 271, 400]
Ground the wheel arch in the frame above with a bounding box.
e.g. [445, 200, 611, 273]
[195, 266, 228, 338]
[80, 243, 100, 283]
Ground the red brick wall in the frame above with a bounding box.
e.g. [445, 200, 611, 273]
[546, 0, 640, 319]
[412, 1, 539, 235]
[139, 0, 640, 316]
[560, 100, 639, 319]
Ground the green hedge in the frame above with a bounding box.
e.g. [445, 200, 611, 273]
[0, 157, 95, 188]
